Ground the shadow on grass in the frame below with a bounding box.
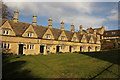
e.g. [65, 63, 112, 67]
[79, 49, 120, 65]
[2, 54, 41, 79]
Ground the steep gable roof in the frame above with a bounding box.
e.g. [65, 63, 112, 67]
[76, 32, 83, 42]
[85, 34, 91, 42]
[33, 25, 48, 38]
[50, 28, 62, 40]
[2, 19, 7, 25]
[6, 19, 30, 36]
[64, 30, 74, 41]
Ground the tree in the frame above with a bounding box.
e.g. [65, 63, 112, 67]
[114, 39, 118, 49]
[1, 1, 13, 19]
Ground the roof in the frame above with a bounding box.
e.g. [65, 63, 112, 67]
[103, 30, 120, 37]
[1, 19, 99, 43]
[76, 32, 83, 42]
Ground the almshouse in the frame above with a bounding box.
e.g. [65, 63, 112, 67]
[0, 10, 105, 55]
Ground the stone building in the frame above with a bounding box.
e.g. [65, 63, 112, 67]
[103, 30, 120, 40]
[0, 10, 104, 55]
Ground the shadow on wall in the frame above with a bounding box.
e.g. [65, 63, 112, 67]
[79, 49, 120, 65]
[2, 54, 40, 79]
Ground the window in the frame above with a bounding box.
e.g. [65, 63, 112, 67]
[73, 37, 76, 42]
[32, 45, 34, 49]
[46, 45, 52, 50]
[46, 34, 50, 39]
[27, 33, 32, 37]
[61, 45, 65, 50]
[1, 42, 10, 49]
[112, 32, 115, 34]
[83, 39, 85, 43]
[27, 44, 34, 50]
[4, 43, 6, 48]
[1, 43, 3, 48]
[61, 36, 65, 41]
[73, 46, 77, 50]
[3, 30, 9, 35]
[106, 33, 107, 35]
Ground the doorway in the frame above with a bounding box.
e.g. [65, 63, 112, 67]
[56, 46, 60, 53]
[19, 44, 24, 55]
[69, 46, 72, 52]
[88, 46, 91, 52]
[80, 46, 82, 52]
[40, 45, 44, 53]
[95, 46, 97, 51]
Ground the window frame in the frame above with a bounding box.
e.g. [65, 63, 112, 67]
[3, 30, 9, 35]
[27, 44, 35, 50]
[73, 37, 76, 42]
[61, 45, 66, 50]
[27, 33, 32, 37]
[46, 34, 51, 39]
[61, 36, 65, 41]
[1, 42, 10, 49]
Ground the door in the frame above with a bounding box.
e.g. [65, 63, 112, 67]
[80, 46, 82, 52]
[69, 46, 72, 52]
[88, 46, 91, 52]
[40, 45, 44, 53]
[56, 46, 60, 53]
[95, 46, 97, 51]
[19, 44, 23, 55]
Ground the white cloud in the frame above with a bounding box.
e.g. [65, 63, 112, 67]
[107, 9, 118, 21]
[4, 2, 111, 30]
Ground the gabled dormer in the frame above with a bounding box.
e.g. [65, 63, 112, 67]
[71, 33, 79, 42]
[58, 31, 68, 41]
[22, 25, 38, 38]
[81, 35, 87, 43]
[89, 36, 94, 43]
[0, 20, 16, 36]
[42, 28, 54, 40]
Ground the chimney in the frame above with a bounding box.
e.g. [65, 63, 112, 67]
[61, 20, 64, 30]
[48, 17, 52, 28]
[93, 29, 96, 37]
[102, 26, 104, 29]
[13, 9, 19, 22]
[87, 29, 89, 33]
[80, 25, 82, 32]
[32, 13, 37, 26]
[71, 23, 75, 32]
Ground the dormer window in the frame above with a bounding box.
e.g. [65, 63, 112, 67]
[46, 34, 51, 39]
[112, 32, 115, 34]
[61, 36, 65, 41]
[3, 30, 9, 35]
[73, 37, 76, 42]
[27, 33, 32, 37]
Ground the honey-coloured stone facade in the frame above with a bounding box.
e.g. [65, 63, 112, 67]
[0, 10, 105, 55]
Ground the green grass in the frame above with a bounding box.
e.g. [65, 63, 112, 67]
[2, 49, 120, 79]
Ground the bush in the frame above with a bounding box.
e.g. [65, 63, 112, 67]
[114, 40, 118, 49]
[104, 45, 114, 50]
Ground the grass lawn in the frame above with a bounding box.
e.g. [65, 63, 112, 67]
[2, 49, 120, 79]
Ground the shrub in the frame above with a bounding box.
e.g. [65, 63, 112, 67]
[114, 40, 118, 49]
[104, 45, 114, 50]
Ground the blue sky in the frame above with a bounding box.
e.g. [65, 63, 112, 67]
[4, 2, 119, 31]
